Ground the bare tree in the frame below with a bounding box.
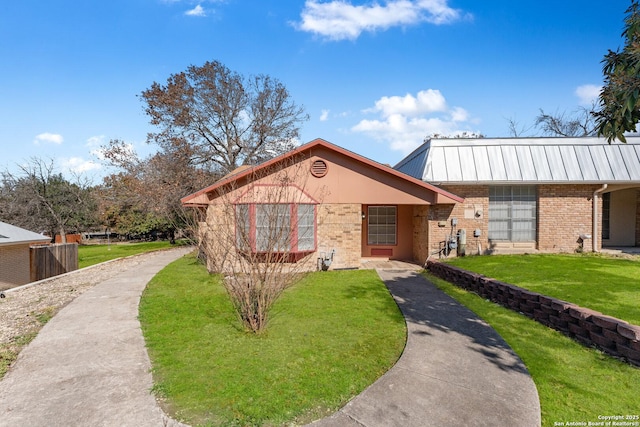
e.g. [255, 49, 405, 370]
[505, 107, 598, 137]
[189, 155, 325, 333]
[99, 139, 215, 241]
[141, 60, 309, 175]
[0, 158, 97, 242]
[506, 116, 534, 137]
[535, 106, 597, 137]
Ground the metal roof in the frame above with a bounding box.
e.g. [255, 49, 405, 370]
[0, 221, 48, 246]
[394, 136, 640, 184]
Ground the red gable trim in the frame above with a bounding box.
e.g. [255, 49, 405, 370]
[181, 138, 464, 205]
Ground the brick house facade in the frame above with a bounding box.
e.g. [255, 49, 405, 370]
[182, 139, 463, 272]
[395, 137, 640, 256]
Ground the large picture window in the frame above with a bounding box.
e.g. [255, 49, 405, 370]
[489, 186, 537, 241]
[368, 206, 397, 245]
[236, 203, 316, 255]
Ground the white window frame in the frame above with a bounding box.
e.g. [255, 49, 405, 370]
[488, 186, 537, 241]
[367, 205, 397, 245]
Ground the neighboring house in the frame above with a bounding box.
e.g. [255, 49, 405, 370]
[0, 221, 49, 290]
[395, 136, 640, 254]
[181, 138, 463, 272]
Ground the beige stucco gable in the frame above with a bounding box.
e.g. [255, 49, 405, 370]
[182, 139, 463, 207]
[303, 147, 448, 205]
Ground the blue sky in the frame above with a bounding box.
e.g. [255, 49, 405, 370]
[0, 0, 631, 182]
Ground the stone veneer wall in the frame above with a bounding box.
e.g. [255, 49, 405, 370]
[0, 244, 31, 290]
[200, 202, 362, 273]
[538, 184, 599, 252]
[316, 203, 362, 270]
[412, 205, 430, 265]
[427, 261, 640, 367]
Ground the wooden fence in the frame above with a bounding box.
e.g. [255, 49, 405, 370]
[30, 243, 79, 282]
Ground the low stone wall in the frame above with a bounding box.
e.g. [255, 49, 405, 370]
[426, 260, 640, 367]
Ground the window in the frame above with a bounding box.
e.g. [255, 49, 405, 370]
[236, 203, 316, 255]
[489, 186, 537, 241]
[297, 204, 315, 251]
[602, 192, 610, 240]
[368, 206, 397, 245]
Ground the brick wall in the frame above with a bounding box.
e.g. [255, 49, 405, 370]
[427, 261, 640, 367]
[317, 203, 362, 269]
[0, 244, 31, 290]
[538, 184, 598, 252]
[201, 203, 233, 273]
[200, 202, 362, 273]
[430, 185, 490, 256]
[412, 205, 430, 264]
[426, 184, 603, 255]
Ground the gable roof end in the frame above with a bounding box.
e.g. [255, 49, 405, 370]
[181, 138, 464, 205]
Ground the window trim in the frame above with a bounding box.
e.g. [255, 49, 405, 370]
[367, 205, 397, 246]
[235, 203, 317, 260]
[488, 185, 537, 242]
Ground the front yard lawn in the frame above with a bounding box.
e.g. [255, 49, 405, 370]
[78, 241, 183, 268]
[139, 255, 406, 426]
[426, 273, 640, 427]
[444, 253, 640, 325]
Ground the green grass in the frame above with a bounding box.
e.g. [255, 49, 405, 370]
[425, 273, 640, 427]
[0, 332, 38, 377]
[139, 255, 406, 427]
[78, 241, 182, 268]
[445, 253, 640, 325]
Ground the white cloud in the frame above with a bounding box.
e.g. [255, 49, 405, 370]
[365, 89, 447, 117]
[296, 0, 470, 41]
[185, 4, 206, 16]
[449, 106, 468, 122]
[60, 157, 102, 174]
[575, 84, 601, 106]
[320, 109, 330, 121]
[85, 135, 106, 147]
[352, 89, 478, 154]
[34, 132, 64, 145]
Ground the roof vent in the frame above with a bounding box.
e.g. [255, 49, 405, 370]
[310, 159, 328, 177]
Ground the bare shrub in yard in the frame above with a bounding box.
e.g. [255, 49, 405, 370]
[186, 155, 326, 333]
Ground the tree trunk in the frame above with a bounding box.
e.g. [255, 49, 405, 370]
[59, 228, 67, 244]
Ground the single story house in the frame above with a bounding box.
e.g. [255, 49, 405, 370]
[181, 138, 463, 271]
[395, 136, 640, 255]
[0, 221, 49, 290]
[182, 136, 640, 272]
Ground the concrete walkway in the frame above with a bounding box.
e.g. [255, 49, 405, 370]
[0, 247, 192, 427]
[0, 252, 541, 426]
[312, 268, 541, 427]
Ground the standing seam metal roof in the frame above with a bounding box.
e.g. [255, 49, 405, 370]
[0, 221, 48, 246]
[394, 137, 640, 184]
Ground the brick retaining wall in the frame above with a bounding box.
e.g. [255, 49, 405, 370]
[426, 260, 640, 367]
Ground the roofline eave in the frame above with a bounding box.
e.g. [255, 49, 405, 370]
[182, 138, 465, 206]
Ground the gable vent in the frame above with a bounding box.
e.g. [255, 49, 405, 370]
[310, 159, 328, 177]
